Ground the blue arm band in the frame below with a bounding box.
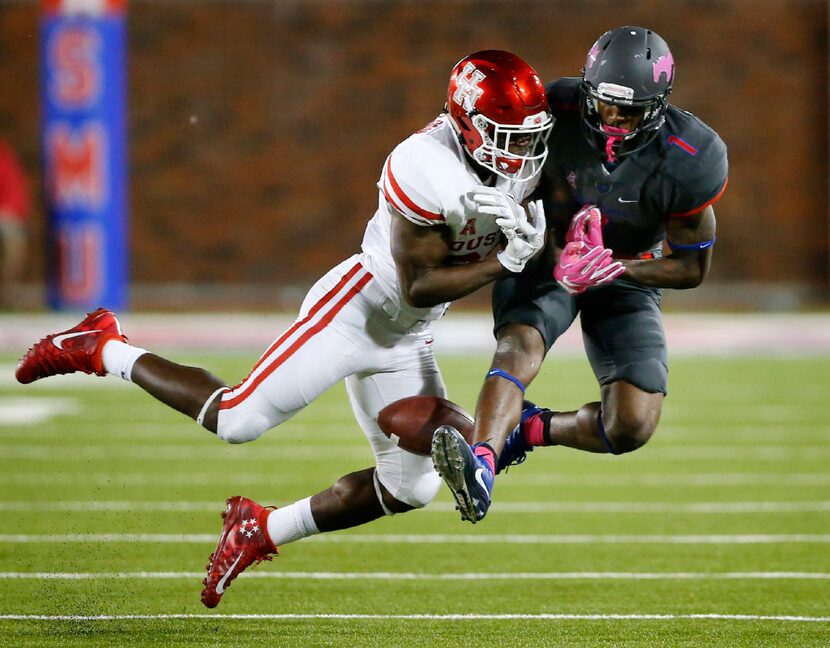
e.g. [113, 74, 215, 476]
[667, 237, 716, 251]
[485, 369, 526, 394]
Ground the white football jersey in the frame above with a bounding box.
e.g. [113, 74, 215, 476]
[360, 114, 541, 324]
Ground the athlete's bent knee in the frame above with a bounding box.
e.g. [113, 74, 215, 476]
[216, 411, 272, 444]
[603, 414, 658, 454]
[377, 467, 441, 510]
[403, 469, 442, 509]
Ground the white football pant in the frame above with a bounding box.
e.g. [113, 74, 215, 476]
[215, 254, 445, 508]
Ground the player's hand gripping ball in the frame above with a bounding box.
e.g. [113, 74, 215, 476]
[378, 395, 474, 455]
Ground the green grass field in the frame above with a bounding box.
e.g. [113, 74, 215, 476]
[1, 350, 828, 646]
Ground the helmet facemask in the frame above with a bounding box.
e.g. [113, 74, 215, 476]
[467, 110, 552, 182]
[581, 82, 668, 160]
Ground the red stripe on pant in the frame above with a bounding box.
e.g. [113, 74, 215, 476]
[220, 268, 372, 410]
[244, 261, 363, 379]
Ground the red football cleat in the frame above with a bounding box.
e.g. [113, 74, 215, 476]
[201, 496, 278, 608]
[15, 308, 128, 384]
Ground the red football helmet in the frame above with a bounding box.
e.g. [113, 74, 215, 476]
[447, 50, 552, 182]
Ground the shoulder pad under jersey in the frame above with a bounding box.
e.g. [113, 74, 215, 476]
[658, 107, 728, 217]
[380, 134, 454, 227]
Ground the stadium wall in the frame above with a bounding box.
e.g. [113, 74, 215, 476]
[0, 0, 827, 311]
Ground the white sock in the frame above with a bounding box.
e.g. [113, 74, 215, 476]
[101, 340, 148, 381]
[266, 496, 319, 547]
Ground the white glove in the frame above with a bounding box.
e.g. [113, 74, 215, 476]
[470, 186, 528, 235]
[496, 199, 546, 273]
[467, 186, 546, 272]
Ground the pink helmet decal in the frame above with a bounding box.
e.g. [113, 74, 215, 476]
[652, 53, 674, 84]
[586, 41, 600, 69]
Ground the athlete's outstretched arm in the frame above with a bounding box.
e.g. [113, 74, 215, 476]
[391, 212, 508, 308]
[619, 206, 717, 289]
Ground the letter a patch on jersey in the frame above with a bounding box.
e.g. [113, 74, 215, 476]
[453, 63, 485, 111]
[459, 218, 477, 236]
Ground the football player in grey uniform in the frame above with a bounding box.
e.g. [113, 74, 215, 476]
[432, 26, 728, 523]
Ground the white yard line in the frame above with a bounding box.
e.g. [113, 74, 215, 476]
[1, 471, 827, 488]
[0, 444, 371, 461]
[0, 533, 828, 544]
[1, 571, 828, 581]
[510, 473, 830, 487]
[441, 501, 830, 513]
[0, 613, 828, 622]
[0, 397, 81, 425]
[1, 444, 827, 462]
[1, 500, 828, 514]
[620, 446, 830, 461]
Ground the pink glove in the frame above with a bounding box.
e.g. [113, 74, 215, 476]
[566, 205, 604, 247]
[553, 241, 625, 295]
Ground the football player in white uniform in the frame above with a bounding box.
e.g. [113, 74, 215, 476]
[16, 50, 552, 607]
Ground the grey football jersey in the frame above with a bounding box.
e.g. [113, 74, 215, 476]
[543, 78, 728, 257]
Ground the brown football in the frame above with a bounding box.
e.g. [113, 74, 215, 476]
[378, 395, 474, 455]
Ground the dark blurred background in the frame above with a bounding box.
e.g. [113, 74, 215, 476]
[1, 0, 828, 311]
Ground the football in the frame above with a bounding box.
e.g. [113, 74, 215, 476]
[378, 395, 474, 455]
